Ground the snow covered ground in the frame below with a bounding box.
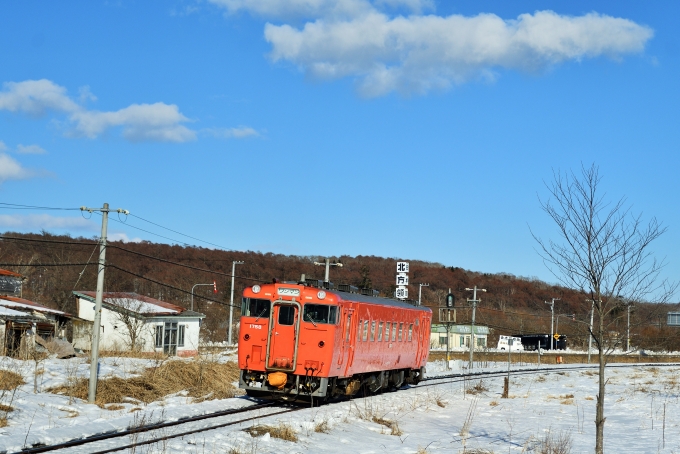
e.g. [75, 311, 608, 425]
[1, 353, 679, 453]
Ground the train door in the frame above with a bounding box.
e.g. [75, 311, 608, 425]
[337, 308, 355, 372]
[265, 300, 301, 372]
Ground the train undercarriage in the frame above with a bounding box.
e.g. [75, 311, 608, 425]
[240, 367, 425, 402]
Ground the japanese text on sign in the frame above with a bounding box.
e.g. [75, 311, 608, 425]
[396, 273, 409, 286]
[395, 287, 408, 299]
[397, 262, 409, 273]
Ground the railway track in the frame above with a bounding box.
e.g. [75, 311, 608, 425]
[14, 362, 676, 453]
[16, 401, 303, 454]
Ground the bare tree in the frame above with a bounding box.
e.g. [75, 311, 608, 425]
[110, 298, 149, 352]
[533, 164, 675, 454]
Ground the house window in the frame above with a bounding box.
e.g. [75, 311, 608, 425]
[155, 325, 163, 348]
[178, 325, 185, 347]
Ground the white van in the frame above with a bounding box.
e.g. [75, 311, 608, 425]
[497, 335, 524, 352]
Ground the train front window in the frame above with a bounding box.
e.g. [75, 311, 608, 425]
[242, 298, 271, 318]
[278, 305, 296, 325]
[303, 304, 338, 324]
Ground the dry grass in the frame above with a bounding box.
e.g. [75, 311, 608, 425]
[372, 416, 403, 436]
[244, 423, 298, 442]
[48, 359, 240, 407]
[0, 404, 14, 413]
[489, 400, 499, 407]
[98, 350, 168, 359]
[538, 430, 573, 454]
[0, 370, 24, 391]
[106, 404, 125, 411]
[314, 419, 331, 434]
[466, 380, 489, 395]
[0, 417, 7, 428]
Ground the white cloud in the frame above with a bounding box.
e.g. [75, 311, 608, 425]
[209, 0, 431, 20]
[204, 126, 260, 139]
[70, 103, 196, 142]
[16, 144, 47, 154]
[109, 232, 143, 243]
[0, 141, 7, 152]
[264, 10, 653, 96]
[0, 79, 79, 115]
[0, 154, 33, 183]
[0, 214, 95, 230]
[0, 79, 196, 143]
[209, 0, 372, 20]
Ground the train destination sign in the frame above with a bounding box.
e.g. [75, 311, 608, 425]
[277, 287, 301, 297]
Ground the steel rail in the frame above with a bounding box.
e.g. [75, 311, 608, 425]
[418, 362, 678, 388]
[17, 401, 279, 454]
[90, 407, 302, 454]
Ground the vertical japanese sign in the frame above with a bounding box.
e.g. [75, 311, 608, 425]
[396, 261, 409, 299]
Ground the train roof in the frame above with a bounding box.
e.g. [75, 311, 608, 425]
[329, 290, 431, 312]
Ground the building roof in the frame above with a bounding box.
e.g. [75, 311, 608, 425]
[74, 291, 204, 318]
[0, 295, 71, 317]
[431, 324, 490, 335]
[0, 268, 24, 278]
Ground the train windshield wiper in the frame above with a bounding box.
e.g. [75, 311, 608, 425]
[306, 313, 318, 327]
[255, 307, 267, 322]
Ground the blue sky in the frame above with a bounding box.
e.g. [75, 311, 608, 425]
[0, 0, 678, 289]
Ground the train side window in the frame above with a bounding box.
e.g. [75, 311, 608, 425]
[303, 304, 338, 324]
[278, 306, 295, 325]
[358, 320, 363, 341]
[385, 322, 390, 341]
[370, 321, 376, 341]
[363, 320, 369, 342]
[391, 323, 397, 341]
[408, 324, 413, 341]
[398, 323, 403, 341]
[345, 315, 351, 342]
[377, 322, 383, 341]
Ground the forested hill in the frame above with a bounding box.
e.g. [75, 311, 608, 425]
[0, 232, 675, 348]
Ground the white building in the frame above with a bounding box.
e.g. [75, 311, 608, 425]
[72, 291, 205, 357]
[430, 324, 490, 350]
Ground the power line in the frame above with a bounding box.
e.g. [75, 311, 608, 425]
[0, 203, 81, 211]
[108, 244, 261, 282]
[106, 264, 240, 309]
[130, 214, 233, 251]
[0, 263, 96, 267]
[0, 235, 99, 246]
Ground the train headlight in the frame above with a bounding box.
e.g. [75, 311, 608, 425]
[252, 285, 261, 294]
[317, 290, 326, 300]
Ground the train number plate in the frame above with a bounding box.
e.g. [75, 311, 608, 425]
[277, 287, 300, 297]
[250, 381, 262, 388]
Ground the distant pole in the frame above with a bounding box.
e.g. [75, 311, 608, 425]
[229, 260, 244, 345]
[82, 203, 128, 404]
[627, 304, 631, 352]
[545, 298, 559, 350]
[191, 283, 215, 312]
[418, 283, 429, 306]
[314, 258, 343, 285]
[465, 286, 486, 370]
[587, 300, 595, 363]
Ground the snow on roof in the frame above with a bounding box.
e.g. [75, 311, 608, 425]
[75, 291, 185, 316]
[0, 296, 70, 316]
[0, 305, 31, 317]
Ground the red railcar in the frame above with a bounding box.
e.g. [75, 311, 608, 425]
[238, 282, 432, 400]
